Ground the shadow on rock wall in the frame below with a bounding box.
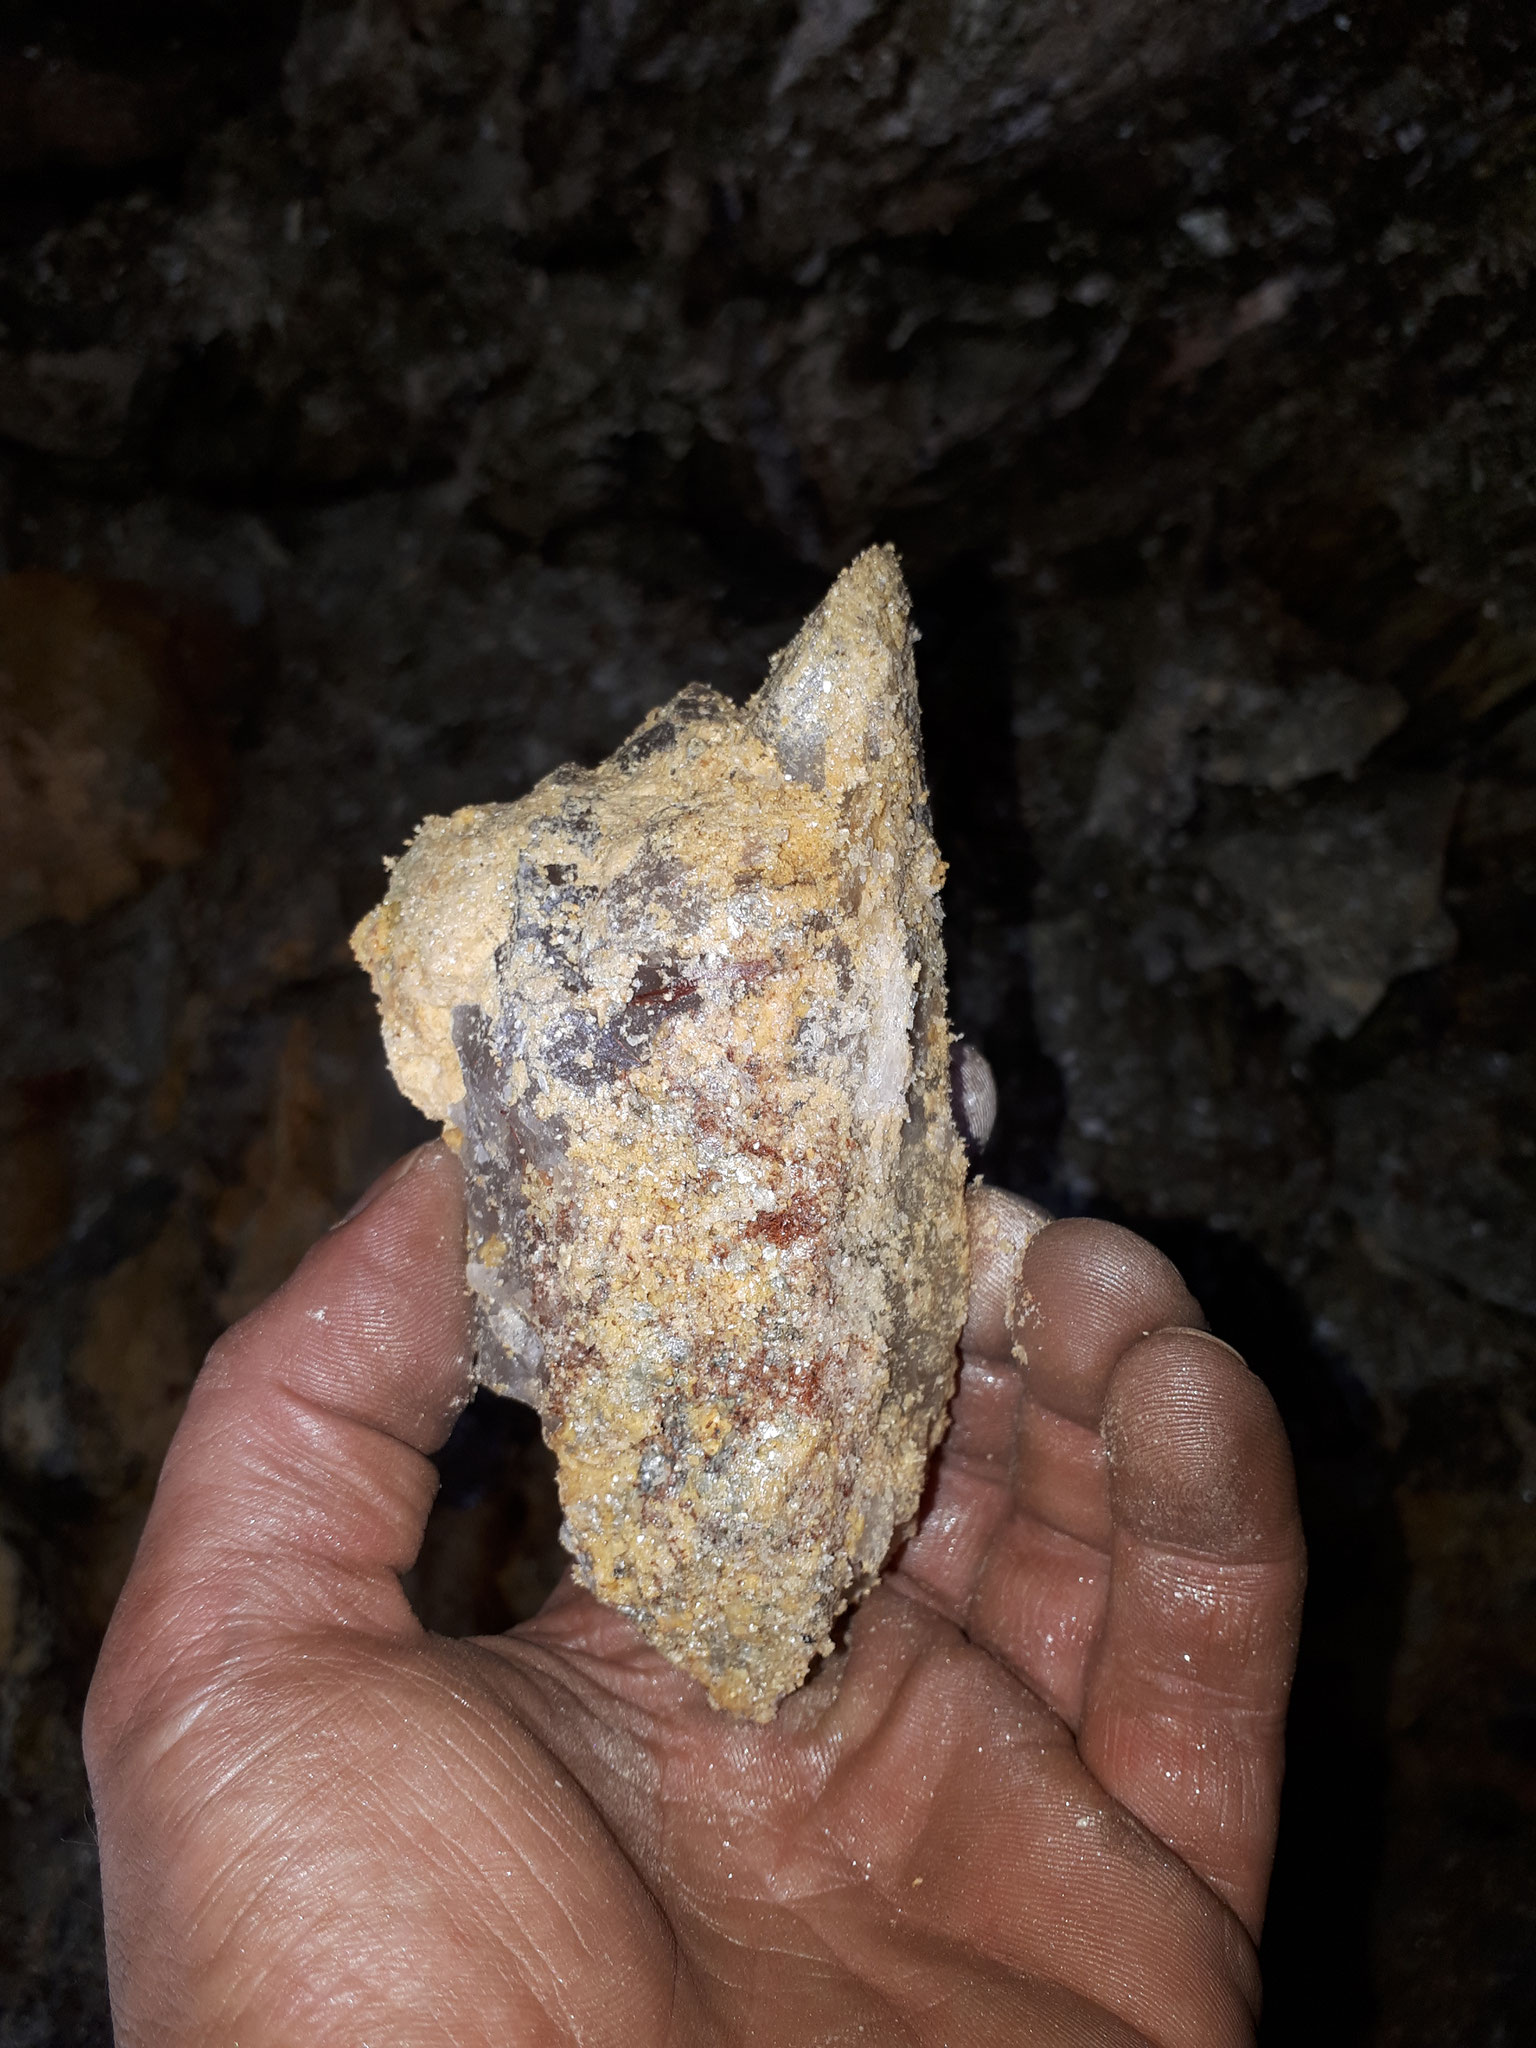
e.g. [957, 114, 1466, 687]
[2, 2, 1534, 2041]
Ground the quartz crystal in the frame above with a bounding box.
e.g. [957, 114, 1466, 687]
[353, 547, 969, 1716]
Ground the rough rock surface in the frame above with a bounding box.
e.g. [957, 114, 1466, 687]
[354, 551, 968, 1716]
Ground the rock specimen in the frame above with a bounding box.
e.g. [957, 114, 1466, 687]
[353, 547, 969, 1716]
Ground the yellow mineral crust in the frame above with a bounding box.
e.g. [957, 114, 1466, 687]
[352, 546, 969, 1716]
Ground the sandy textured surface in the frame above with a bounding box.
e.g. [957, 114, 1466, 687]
[354, 549, 969, 1714]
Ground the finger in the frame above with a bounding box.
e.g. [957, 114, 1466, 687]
[895, 1190, 1040, 1638]
[1078, 1329, 1305, 1937]
[979, 1215, 1207, 1422]
[896, 1187, 1050, 1620]
[907, 1213, 1205, 1727]
[91, 1143, 473, 1740]
[958, 1181, 1053, 1369]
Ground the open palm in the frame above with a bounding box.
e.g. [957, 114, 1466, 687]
[86, 1144, 1303, 2046]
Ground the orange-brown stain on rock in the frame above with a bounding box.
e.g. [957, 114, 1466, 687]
[0, 570, 234, 939]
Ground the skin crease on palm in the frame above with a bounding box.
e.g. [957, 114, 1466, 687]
[84, 1138, 1306, 2048]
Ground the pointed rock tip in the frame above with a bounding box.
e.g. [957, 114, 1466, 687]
[749, 544, 918, 794]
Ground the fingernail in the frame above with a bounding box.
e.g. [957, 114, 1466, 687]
[331, 1141, 438, 1230]
[950, 1041, 998, 1157]
[966, 1183, 1055, 1247]
[1160, 1325, 1250, 1370]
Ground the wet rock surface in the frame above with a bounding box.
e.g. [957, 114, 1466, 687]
[0, 0, 1533, 2038]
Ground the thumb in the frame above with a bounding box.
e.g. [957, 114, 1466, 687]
[87, 1143, 473, 1760]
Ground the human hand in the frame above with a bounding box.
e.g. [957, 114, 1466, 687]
[85, 1141, 1304, 2045]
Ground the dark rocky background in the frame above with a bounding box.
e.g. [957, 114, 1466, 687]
[1, 2, 1534, 2040]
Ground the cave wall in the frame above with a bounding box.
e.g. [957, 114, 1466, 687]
[1, 3, 1534, 2040]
